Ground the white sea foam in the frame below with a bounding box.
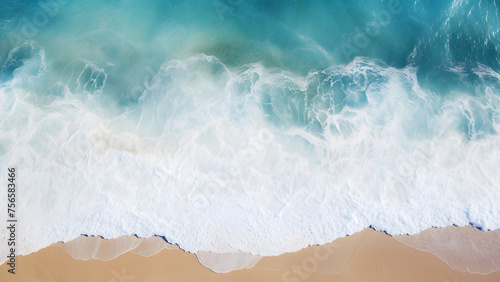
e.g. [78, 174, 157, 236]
[1, 53, 500, 264]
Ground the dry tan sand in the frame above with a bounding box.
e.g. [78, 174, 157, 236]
[1, 228, 499, 282]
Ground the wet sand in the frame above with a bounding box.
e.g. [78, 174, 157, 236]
[1, 227, 499, 282]
[394, 225, 500, 274]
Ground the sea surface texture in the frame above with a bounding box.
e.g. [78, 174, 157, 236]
[1, 0, 500, 257]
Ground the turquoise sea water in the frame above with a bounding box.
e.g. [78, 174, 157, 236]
[2, 0, 499, 103]
[1, 0, 500, 257]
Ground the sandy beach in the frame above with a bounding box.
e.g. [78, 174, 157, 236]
[1, 226, 499, 282]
